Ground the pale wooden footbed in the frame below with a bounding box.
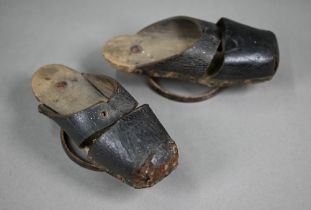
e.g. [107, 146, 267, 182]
[32, 64, 108, 115]
[103, 21, 200, 71]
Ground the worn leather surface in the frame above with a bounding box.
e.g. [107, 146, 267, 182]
[139, 16, 221, 78]
[214, 18, 279, 81]
[137, 16, 279, 84]
[38, 74, 138, 146]
[38, 73, 178, 188]
[88, 104, 177, 187]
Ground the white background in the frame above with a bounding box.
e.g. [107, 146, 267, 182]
[1, 0, 310, 209]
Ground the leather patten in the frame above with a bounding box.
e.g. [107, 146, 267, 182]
[137, 16, 279, 85]
[38, 73, 178, 188]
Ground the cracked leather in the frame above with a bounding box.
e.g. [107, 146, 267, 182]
[38, 73, 178, 188]
[214, 18, 279, 81]
[138, 16, 279, 84]
[139, 16, 221, 78]
[88, 104, 177, 187]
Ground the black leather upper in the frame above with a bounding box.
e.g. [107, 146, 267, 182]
[137, 16, 279, 83]
[38, 73, 178, 188]
[214, 18, 279, 81]
[88, 104, 174, 179]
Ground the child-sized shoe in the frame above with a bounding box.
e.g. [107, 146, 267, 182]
[103, 16, 279, 102]
[32, 64, 178, 188]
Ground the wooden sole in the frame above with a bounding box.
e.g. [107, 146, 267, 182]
[32, 64, 108, 115]
[103, 19, 200, 71]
